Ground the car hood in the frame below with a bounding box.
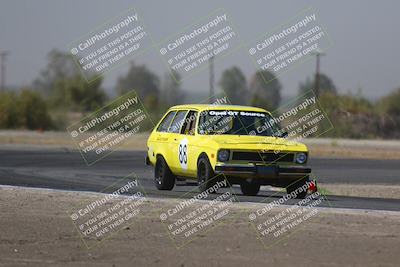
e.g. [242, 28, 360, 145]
[207, 135, 307, 151]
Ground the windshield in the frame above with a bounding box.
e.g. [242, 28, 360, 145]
[198, 110, 282, 136]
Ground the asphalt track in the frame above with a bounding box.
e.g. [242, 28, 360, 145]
[0, 149, 399, 211]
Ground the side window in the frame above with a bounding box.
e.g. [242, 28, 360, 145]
[157, 111, 176, 132]
[181, 111, 198, 135]
[168, 110, 188, 133]
[198, 111, 206, 134]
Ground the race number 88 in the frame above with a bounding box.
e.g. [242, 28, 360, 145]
[179, 144, 187, 164]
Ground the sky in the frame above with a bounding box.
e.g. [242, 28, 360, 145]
[0, 0, 399, 100]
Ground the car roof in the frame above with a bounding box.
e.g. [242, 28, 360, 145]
[169, 104, 269, 113]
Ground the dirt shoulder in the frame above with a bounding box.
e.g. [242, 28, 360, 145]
[304, 138, 400, 160]
[0, 130, 148, 151]
[263, 183, 400, 200]
[0, 186, 399, 267]
[318, 183, 400, 199]
[1, 130, 400, 159]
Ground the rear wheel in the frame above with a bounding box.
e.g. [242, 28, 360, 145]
[197, 155, 217, 193]
[240, 181, 260, 196]
[154, 156, 175, 190]
[286, 178, 308, 199]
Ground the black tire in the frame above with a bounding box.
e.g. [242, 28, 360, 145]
[286, 179, 308, 199]
[154, 156, 175, 190]
[240, 181, 260, 196]
[197, 155, 217, 193]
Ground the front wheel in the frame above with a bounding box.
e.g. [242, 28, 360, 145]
[240, 181, 260, 196]
[154, 156, 175, 190]
[197, 156, 217, 193]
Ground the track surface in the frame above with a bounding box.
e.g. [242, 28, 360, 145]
[0, 149, 399, 211]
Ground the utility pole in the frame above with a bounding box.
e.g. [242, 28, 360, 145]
[312, 49, 325, 98]
[209, 55, 214, 103]
[0, 51, 9, 91]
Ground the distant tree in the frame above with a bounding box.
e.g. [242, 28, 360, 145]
[161, 70, 185, 106]
[219, 66, 247, 105]
[249, 93, 274, 111]
[0, 91, 18, 128]
[51, 75, 106, 112]
[33, 50, 106, 111]
[299, 73, 337, 96]
[115, 61, 160, 107]
[17, 89, 52, 130]
[375, 88, 400, 137]
[377, 88, 400, 116]
[33, 50, 80, 96]
[248, 70, 281, 110]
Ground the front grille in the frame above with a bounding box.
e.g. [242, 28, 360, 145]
[231, 151, 294, 163]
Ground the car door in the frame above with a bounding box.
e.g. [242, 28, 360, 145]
[149, 110, 176, 165]
[166, 110, 189, 174]
[174, 110, 199, 178]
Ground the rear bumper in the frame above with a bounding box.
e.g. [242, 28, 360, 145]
[214, 164, 311, 178]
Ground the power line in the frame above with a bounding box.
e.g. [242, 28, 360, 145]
[0, 51, 9, 91]
[209, 55, 214, 103]
[312, 49, 326, 98]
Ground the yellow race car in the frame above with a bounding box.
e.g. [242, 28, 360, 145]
[146, 104, 313, 198]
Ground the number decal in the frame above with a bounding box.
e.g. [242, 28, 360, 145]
[183, 145, 187, 164]
[179, 144, 187, 164]
[178, 138, 189, 170]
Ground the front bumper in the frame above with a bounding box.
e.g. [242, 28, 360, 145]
[214, 163, 311, 178]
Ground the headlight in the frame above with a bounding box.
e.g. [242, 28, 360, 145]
[217, 150, 230, 162]
[295, 152, 307, 164]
